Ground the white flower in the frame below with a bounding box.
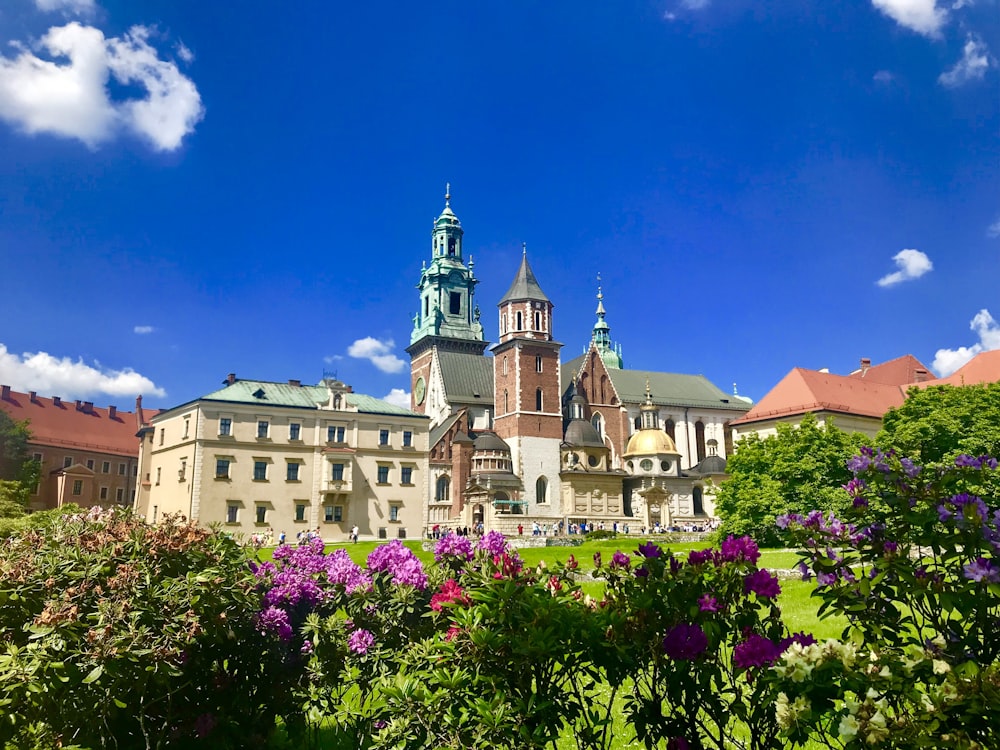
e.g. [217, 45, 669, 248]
[932, 659, 951, 674]
[839, 714, 860, 739]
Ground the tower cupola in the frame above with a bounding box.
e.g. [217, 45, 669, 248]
[591, 275, 623, 369]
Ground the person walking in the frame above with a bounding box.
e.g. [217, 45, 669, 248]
[351, 525, 359, 543]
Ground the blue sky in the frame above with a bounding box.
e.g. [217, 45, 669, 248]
[0, 0, 997, 411]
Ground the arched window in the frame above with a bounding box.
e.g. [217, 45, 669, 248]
[333, 394, 342, 409]
[695, 421, 706, 462]
[503, 356, 508, 376]
[504, 389, 509, 413]
[435, 476, 450, 503]
[536, 476, 548, 504]
[634, 416, 641, 431]
[693, 486, 704, 515]
[534, 311, 540, 329]
[516, 311, 523, 330]
[600, 375, 607, 403]
[591, 412, 603, 436]
[707, 438, 719, 456]
[535, 388, 543, 411]
[664, 418, 676, 441]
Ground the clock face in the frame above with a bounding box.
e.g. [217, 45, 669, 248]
[414, 376, 426, 405]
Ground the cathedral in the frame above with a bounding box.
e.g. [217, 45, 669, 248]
[407, 189, 752, 535]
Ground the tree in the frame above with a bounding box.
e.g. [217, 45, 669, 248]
[878, 383, 1000, 466]
[715, 413, 869, 546]
[0, 411, 40, 515]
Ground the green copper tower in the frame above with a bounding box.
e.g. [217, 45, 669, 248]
[409, 185, 485, 347]
[592, 277, 623, 369]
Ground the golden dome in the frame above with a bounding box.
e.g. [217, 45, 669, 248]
[624, 429, 677, 457]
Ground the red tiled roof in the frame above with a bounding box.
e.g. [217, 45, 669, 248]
[848, 354, 936, 386]
[927, 349, 1000, 388]
[731, 368, 908, 426]
[0, 386, 143, 457]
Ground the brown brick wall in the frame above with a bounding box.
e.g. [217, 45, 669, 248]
[409, 350, 433, 414]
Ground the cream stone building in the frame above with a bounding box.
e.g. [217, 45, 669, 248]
[135, 375, 429, 542]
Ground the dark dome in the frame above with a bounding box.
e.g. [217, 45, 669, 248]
[694, 455, 727, 475]
[564, 419, 605, 448]
[473, 432, 510, 452]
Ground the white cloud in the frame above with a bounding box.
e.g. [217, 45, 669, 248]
[876, 248, 933, 287]
[871, 0, 946, 36]
[932, 309, 1000, 375]
[34, 0, 97, 16]
[988, 217, 1000, 238]
[873, 70, 895, 84]
[382, 388, 411, 409]
[0, 343, 166, 398]
[133, 325, 154, 334]
[347, 337, 406, 374]
[323, 354, 343, 365]
[939, 36, 994, 87]
[175, 42, 194, 64]
[0, 22, 203, 151]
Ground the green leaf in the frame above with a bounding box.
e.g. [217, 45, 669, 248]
[82, 664, 103, 684]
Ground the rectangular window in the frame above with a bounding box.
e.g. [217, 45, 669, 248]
[256, 505, 267, 524]
[324, 506, 334, 523]
[102, 461, 110, 474]
[118, 463, 126, 476]
[289, 423, 301, 440]
[377, 465, 390, 484]
[72, 480, 83, 495]
[401, 467, 413, 485]
[155, 467, 161, 485]
[402, 430, 412, 447]
[379, 429, 390, 446]
[536, 355, 543, 373]
[63, 456, 73, 468]
[219, 417, 232, 436]
[389, 505, 400, 522]
[295, 503, 306, 522]
[159, 429, 165, 446]
[86, 459, 95, 470]
[253, 461, 268, 481]
[257, 420, 270, 439]
[227, 504, 238, 523]
[116, 488, 124, 503]
[183, 418, 190, 439]
[334, 506, 343, 522]
[100, 486, 109, 500]
[33, 452, 43, 463]
[286, 462, 300, 481]
[449, 291, 461, 315]
[331, 463, 344, 481]
[216, 459, 230, 479]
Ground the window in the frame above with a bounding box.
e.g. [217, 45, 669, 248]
[118, 463, 126, 476]
[448, 237, 456, 255]
[536, 476, 548, 504]
[449, 292, 461, 315]
[102, 461, 110, 474]
[324, 506, 334, 522]
[116, 488, 124, 503]
[516, 311, 523, 329]
[534, 311, 540, 329]
[695, 421, 706, 463]
[334, 506, 343, 522]
[178, 459, 187, 480]
[640, 459, 654, 471]
[227, 504, 238, 523]
[216, 459, 230, 478]
[86, 459, 95, 470]
[100, 486, 108, 500]
[402, 430, 412, 447]
[219, 417, 232, 436]
[286, 462, 300, 481]
[155, 467, 161, 485]
[63, 456, 73, 468]
[693, 486, 705, 515]
[183, 418, 190, 439]
[401, 467, 413, 485]
[502, 356, 508, 375]
[289, 423, 301, 440]
[72, 480, 83, 495]
[257, 420, 270, 438]
[328, 425, 345, 443]
[33, 452, 43, 463]
[435, 476, 450, 502]
[295, 503, 307, 522]
[253, 461, 267, 481]
[535, 388, 543, 411]
[377, 465, 390, 484]
[256, 505, 267, 524]
[159, 429, 165, 446]
[379, 429, 390, 446]
[331, 463, 345, 481]
[536, 355, 543, 372]
[389, 505, 400, 522]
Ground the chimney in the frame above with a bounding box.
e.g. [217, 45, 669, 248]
[83, 401, 93, 414]
[109, 405, 117, 419]
[288, 379, 301, 387]
[29, 391, 36, 402]
[135, 395, 143, 410]
[53, 396, 62, 407]
[1, 385, 9, 400]
[225, 373, 236, 385]
[860, 357, 871, 376]
[75, 399, 83, 411]
[914, 368, 929, 383]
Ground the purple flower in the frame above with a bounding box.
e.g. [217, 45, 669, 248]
[847, 454, 871, 474]
[956, 454, 981, 468]
[435, 532, 474, 563]
[779, 632, 816, 652]
[883, 541, 898, 555]
[662, 623, 708, 660]
[257, 606, 293, 641]
[610, 551, 631, 569]
[593, 552, 602, 569]
[348, 628, 375, 655]
[368, 540, 428, 590]
[733, 633, 780, 669]
[687, 549, 713, 566]
[698, 594, 719, 613]
[635, 566, 649, 578]
[718, 535, 760, 565]
[326, 549, 372, 593]
[816, 571, 838, 587]
[963, 557, 1000, 583]
[842, 477, 867, 498]
[300, 640, 314, 655]
[478, 530, 508, 557]
[262, 569, 324, 609]
[797, 562, 812, 582]
[744, 569, 781, 598]
[899, 457, 920, 478]
[637, 541, 662, 558]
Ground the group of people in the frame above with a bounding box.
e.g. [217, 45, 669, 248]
[429, 523, 483, 539]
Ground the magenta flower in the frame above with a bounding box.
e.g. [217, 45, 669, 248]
[964, 557, 1000, 583]
[593, 552, 602, 569]
[637, 541, 662, 558]
[434, 532, 474, 563]
[733, 633, 780, 669]
[326, 549, 371, 593]
[662, 623, 708, 660]
[610, 551, 631, 569]
[718, 535, 761, 565]
[744, 569, 781, 598]
[368, 540, 428, 590]
[257, 606, 293, 641]
[698, 594, 719, 613]
[348, 628, 375, 655]
[687, 549, 713, 566]
[478, 530, 508, 557]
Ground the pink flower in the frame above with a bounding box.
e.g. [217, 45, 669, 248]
[348, 628, 375, 655]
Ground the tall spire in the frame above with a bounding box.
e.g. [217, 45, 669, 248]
[591, 273, 623, 369]
[445, 182, 451, 208]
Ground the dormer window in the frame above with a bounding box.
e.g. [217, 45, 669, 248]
[253, 388, 266, 399]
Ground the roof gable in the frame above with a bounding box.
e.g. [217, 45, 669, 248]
[849, 354, 935, 386]
[931, 349, 1000, 388]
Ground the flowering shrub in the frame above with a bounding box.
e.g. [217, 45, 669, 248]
[772, 448, 1000, 748]
[598, 535, 801, 750]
